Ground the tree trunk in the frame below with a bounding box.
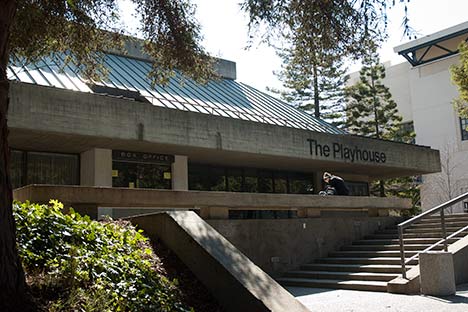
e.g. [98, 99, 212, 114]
[379, 179, 385, 197]
[0, 1, 35, 310]
[313, 63, 320, 119]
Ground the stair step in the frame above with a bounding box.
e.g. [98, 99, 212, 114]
[284, 270, 398, 281]
[277, 277, 388, 292]
[329, 250, 418, 258]
[300, 263, 413, 273]
[366, 233, 457, 239]
[353, 237, 462, 245]
[422, 213, 468, 220]
[410, 221, 468, 228]
[316, 257, 418, 265]
[403, 227, 468, 234]
[342, 244, 444, 251]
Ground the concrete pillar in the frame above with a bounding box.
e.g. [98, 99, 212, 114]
[314, 172, 323, 194]
[80, 148, 112, 187]
[172, 155, 188, 191]
[419, 251, 456, 296]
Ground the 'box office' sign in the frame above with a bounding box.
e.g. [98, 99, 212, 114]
[112, 150, 174, 164]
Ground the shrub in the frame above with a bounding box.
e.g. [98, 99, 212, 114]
[14, 200, 193, 312]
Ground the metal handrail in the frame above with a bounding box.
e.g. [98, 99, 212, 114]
[398, 191, 468, 279]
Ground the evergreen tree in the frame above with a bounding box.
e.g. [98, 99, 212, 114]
[345, 47, 415, 198]
[270, 42, 347, 127]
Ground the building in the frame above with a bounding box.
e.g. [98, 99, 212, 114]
[7, 38, 440, 218]
[350, 21, 468, 213]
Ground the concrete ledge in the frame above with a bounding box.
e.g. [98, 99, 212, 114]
[387, 266, 421, 294]
[388, 234, 468, 294]
[449, 235, 468, 285]
[14, 185, 411, 219]
[128, 211, 309, 312]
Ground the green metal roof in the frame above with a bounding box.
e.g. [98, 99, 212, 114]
[7, 53, 345, 135]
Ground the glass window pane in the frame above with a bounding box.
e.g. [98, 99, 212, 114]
[27, 152, 79, 185]
[112, 161, 171, 189]
[273, 172, 288, 193]
[226, 168, 242, 192]
[345, 181, 369, 196]
[258, 170, 273, 193]
[11, 150, 24, 189]
[188, 164, 226, 191]
[289, 172, 314, 194]
[243, 168, 258, 193]
[461, 118, 468, 141]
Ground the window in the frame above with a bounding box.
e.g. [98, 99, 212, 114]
[11, 150, 79, 188]
[11, 150, 25, 189]
[112, 161, 171, 189]
[188, 163, 315, 195]
[460, 118, 468, 141]
[345, 181, 370, 196]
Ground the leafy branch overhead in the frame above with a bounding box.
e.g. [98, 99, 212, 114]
[241, 0, 414, 60]
[9, 0, 216, 84]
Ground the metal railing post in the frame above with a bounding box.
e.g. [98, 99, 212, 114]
[440, 208, 448, 252]
[398, 226, 407, 279]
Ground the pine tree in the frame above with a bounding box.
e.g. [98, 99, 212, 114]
[345, 47, 415, 198]
[269, 38, 347, 127]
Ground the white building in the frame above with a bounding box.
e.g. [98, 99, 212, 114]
[351, 21, 468, 213]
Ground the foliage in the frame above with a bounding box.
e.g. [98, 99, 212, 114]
[345, 47, 417, 199]
[13, 200, 193, 312]
[8, 0, 216, 84]
[269, 37, 348, 127]
[241, 0, 414, 61]
[450, 41, 468, 119]
[344, 47, 411, 141]
[384, 176, 421, 215]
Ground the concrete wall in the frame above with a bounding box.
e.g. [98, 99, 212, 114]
[129, 212, 310, 312]
[119, 37, 236, 80]
[208, 216, 401, 276]
[8, 82, 440, 179]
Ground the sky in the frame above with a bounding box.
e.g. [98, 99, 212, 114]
[120, 0, 468, 93]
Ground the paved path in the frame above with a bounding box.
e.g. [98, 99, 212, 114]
[287, 284, 468, 312]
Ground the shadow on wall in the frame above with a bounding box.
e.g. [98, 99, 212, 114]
[128, 211, 309, 312]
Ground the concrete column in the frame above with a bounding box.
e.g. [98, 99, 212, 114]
[419, 251, 456, 296]
[171, 155, 188, 191]
[314, 172, 323, 194]
[80, 148, 112, 187]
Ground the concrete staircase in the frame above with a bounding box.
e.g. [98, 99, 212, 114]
[278, 213, 468, 292]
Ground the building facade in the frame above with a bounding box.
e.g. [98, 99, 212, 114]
[7, 38, 440, 217]
[349, 22, 468, 213]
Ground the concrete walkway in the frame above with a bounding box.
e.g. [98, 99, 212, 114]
[287, 284, 468, 312]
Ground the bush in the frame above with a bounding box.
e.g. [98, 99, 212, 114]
[14, 200, 193, 312]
